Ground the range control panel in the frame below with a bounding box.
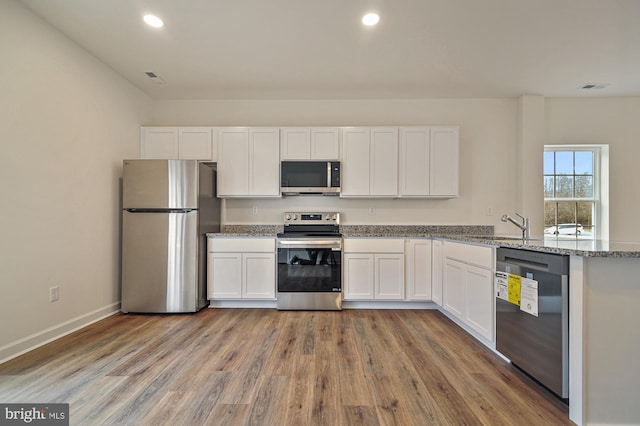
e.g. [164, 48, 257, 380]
[283, 212, 340, 225]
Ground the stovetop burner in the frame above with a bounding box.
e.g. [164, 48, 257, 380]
[278, 212, 341, 238]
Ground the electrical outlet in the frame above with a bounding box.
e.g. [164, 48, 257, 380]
[368, 207, 375, 215]
[486, 206, 493, 216]
[50, 286, 59, 302]
[252, 206, 258, 215]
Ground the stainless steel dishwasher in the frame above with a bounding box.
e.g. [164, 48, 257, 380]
[496, 247, 569, 399]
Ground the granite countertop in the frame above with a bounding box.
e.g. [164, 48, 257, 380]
[444, 235, 640, 258]
[207, 224, 640, 257]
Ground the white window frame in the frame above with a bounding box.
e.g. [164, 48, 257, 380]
[544, 145, 609, 240]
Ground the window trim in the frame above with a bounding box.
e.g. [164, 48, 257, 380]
[544, 145, 608, 240]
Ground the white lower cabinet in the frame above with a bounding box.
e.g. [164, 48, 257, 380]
[406, 239, 432, 300]
[442, 241, 495, 343]
[431, 239, 444, 306]
[343, 238, 405, 300]
[207, 237, 275, 299]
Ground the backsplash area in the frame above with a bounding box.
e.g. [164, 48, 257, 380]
[219, 224, 494, 237]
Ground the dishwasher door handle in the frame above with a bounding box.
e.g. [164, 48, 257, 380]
[502, 256, 550, 272]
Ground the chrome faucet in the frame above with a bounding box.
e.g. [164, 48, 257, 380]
[501, 213, 530, 240]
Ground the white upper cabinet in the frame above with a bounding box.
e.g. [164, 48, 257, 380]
[399, 126, 459, 198]
[178, 128, 215, 160]
[280, 127, 340, 160]
[340, 127, 398, 197]
[399, 127, 429, 196]
[430, 127, 459, 197]
[217, 127, 280, 197]
[141, 127, 215, 161]
[311, 128, 340, 160]
[341, 128, 371, 196]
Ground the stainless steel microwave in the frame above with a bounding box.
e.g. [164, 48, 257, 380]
[281, 161, 340, 195]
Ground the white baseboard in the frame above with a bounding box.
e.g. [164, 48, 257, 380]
[436, 308, 497, 352]
[0, 302, 121, 365]
[342, 301, 437, 310]
[208, 300, 278, 309]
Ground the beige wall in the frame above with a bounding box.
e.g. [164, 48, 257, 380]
[546, 97, 640, 241]
[152, 97, 640, 240]
[0, 1, 152, 358]
[152, 99, 521, 228]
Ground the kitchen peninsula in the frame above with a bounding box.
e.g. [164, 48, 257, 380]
[209, 226, 640, 425]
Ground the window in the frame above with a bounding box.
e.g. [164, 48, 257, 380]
[544, 147, 602, 239]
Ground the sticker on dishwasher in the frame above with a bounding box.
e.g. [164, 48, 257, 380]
[507, 274, 521, 306]
[519, 277, 539, 317]
[495, 271, 509, 301]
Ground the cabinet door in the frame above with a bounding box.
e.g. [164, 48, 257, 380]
[443, 258, 466, 319]
[407, 239, 432, 300]
[399, 127, 430, 196]
[217, 128, 249, 196]
[311, 127, 340, 160]
[208, 253, 242, 299]
[243, 253, 276, 299]
[375, 253, 405, 299]
[249, 128, 280, 196]
[141, 127, 179, 159]
[178, 127, 213, 160]
[343, 253, 374, 300]
[465, 264, 494, 342]
[430, 127, 459, 197]
[370, 127, 399, 197]
[431, 240, 444, 306]
[340, 128, 371, 196]
[280, 128, 311, 160]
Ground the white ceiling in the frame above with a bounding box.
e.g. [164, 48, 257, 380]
[19, 0, 640, 100]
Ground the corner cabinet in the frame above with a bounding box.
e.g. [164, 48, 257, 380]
[406, 239, 432, 300]
[217, 127, 280, 197]
[140, 127, 216, 161]
[431, 239, 445, 306]
[280, 127, 340, 160]
[442, 240, 495, 343]
[340, 127, 399, 197]
[399, 126, 459, 198]
[207, 237, 276, 300]
[343, 238, 405, 300]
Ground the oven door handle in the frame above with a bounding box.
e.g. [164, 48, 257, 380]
[277, 239, 342, 250]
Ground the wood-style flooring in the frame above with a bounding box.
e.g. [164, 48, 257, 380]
[0, 309, 571, 425]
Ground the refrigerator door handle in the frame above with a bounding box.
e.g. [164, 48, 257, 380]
[125, 208, 197, 213]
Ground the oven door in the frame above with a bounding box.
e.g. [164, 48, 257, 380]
[276, 238, 342, 293]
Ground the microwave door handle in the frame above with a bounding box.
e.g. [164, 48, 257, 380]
[327, 162, 331, 188]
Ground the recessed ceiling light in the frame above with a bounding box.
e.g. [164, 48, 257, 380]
[362, 13, 380, 26]
[143, 14, 164, 28]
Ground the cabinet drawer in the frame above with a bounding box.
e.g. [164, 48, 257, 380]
[208, 237, 275, 253]
[343, 238, 405, 253]
[444, 241, 493, 269]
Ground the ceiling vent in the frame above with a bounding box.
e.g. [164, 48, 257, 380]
[144, 71, 164, 84]
[579, 83, 610, 90]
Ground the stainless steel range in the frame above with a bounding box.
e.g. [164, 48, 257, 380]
[276, 212, 342, 310]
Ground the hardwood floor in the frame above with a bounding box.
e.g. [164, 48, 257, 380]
[0, 309, 571, 425]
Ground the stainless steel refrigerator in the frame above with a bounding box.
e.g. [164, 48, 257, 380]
[121, 160, 220, 313]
